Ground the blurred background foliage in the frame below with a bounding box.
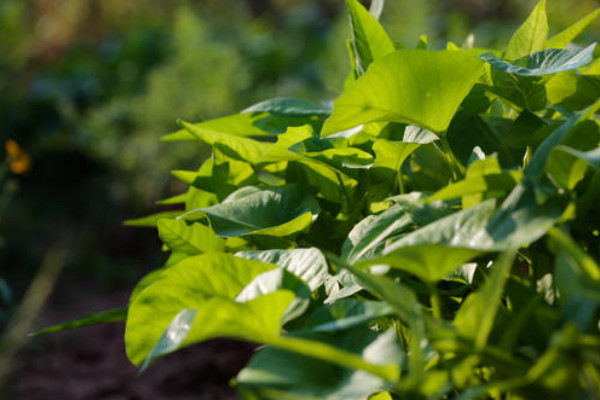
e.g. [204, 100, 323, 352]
[0, 0, 599, 323]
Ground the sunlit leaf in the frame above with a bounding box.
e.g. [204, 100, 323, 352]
[322, 50, 485, 135]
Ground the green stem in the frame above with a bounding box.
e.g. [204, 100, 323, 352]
[439, 136, 464, 181]
[335, 172, 352, 215]
[267, 335, 400, 383]
[523, 146, 533, 168]
[428, 284, 442, 319]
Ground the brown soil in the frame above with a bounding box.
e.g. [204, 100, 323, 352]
[5, 283, 256, 400]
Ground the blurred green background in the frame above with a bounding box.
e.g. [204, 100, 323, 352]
[1, 0, 599, 324]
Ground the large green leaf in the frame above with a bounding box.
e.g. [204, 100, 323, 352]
[505, 0, 548, 60]
[346, 0, 395, 75]
[481, 44, 596, 76]
[125, 252, 291, 366]
[236, 248, 329, 291]
[362, 183, 562, 282]
[322, 50, 485, 135]
[141, 291, 294, 371]
[237, 327, 402, 400]
[182, 185, 320, 238]
[545, 8, 600, 49]
[157, 218, 225, 255]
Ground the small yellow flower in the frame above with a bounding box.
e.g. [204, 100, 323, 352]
[5, 139, 32, 174]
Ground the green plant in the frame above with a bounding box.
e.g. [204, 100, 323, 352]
[39, 0, 600, 398]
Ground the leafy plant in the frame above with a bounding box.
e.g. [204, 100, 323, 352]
[39, 1, 600, 398]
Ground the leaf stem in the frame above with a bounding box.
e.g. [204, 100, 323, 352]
[439, 136, 464, 181]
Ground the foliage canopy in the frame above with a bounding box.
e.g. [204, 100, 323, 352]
[40, 1, 600, 398]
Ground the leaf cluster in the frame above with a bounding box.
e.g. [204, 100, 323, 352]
[40, 1, 600, 399]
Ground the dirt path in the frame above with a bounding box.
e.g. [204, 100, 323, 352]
[6, 283, 255, 400]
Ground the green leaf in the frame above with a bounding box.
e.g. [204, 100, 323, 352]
[525, 98, 600, 179]
[546, 145, 600, 190]
[288, 136, 375, 169]
[346, 0, 395, 75]
[235, 268, 312, 325]
[322, 50, 485, 135]
[236, 248, 329, 291]
[237, 327, 402, 400]
[545, 8, 600, 49]
[343, 195, 452, 263]
[182, 185, 320, 238]
[123, 210, 184, 228]
[242, 97, 330, 117]
[505, 0, 548, 60]
[427, 156, 522, 207]
[162, 99, 323, 142]
[481, 44, 596, 76]
[292, 299, 395, 333]
[33, 308, 127, 336]
[125, 252, 291, 366]
[363, 183, 561, 282]
[370, 139, 421, 192]
[454, 248, 518, 350]
[156, 193, 187, 205]
[482, 66, 547, 111]
[157, 219, 225, 255]
[368, 0, 385, 20]
[142, 291, 294, 371]
[178, 120, 272, 164]
[546, 72, 600, 111]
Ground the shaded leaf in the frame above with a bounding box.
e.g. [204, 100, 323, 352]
[481, 44, 596, 76]
[183, 185, 320, 238]
[33, 308, 127, 336]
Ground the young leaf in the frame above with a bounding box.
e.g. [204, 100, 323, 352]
[505, 0, 548, 60]
[33, 308, 127, 336]
[545, 8, 600, 49]
[123, 210, 183, 228]
[322, 50, 485, 135]
[346, 0, 395, 75]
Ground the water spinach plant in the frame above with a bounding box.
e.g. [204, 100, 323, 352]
[40, 1, 600, 398]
